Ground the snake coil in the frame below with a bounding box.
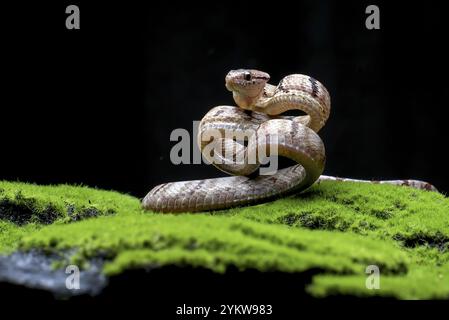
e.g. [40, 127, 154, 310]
[143, 69, 436, 213]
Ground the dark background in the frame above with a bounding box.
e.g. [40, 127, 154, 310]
[2, 1, 448, 197]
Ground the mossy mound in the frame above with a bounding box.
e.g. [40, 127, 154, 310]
[0, 180, 448, 299]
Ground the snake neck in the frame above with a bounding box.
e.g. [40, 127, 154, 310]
[232, 90, 264, 110]
[253, 91, 325, 132]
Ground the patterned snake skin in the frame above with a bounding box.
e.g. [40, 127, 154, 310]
[143, 69, 437, 213]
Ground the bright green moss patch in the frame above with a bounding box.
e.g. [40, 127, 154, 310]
[309, 264, 449, 299]
[18, 214, 409, 276]
[224, 181, 449, 244]
[1, 180, 448, 299]
[0, 181, 139, 222]
[0, 221, 39, 253]
[0, 180, 140, 251]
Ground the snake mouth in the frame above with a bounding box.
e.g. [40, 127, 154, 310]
[225, 79, 260, 98]
[225, 74, 241, 92]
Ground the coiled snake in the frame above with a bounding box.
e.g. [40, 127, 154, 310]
[143, 69, 436, 213]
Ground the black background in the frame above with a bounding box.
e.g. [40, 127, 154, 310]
[2, 1, 448, 197]
[1, 1, 449, 313]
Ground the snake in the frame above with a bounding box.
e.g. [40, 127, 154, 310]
[142, 69, 437, 213]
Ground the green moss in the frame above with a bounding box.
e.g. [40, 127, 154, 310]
[309, 264, 449, 299]
[18, 214, 409, 276]
[1, 179, 448, 299]
[0, 221, 39, 253]
[0, 180, 140, 251]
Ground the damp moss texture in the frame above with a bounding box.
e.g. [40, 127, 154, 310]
[0, 180, 448, 299]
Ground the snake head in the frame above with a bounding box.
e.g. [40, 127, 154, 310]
[225, 69, 270, 109]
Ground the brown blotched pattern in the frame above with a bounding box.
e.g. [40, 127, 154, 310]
[143, 70, 436, 213]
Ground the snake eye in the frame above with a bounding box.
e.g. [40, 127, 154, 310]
[244, 72, 251, 81]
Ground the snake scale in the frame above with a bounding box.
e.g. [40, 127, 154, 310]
[143, 69, 436, 213]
